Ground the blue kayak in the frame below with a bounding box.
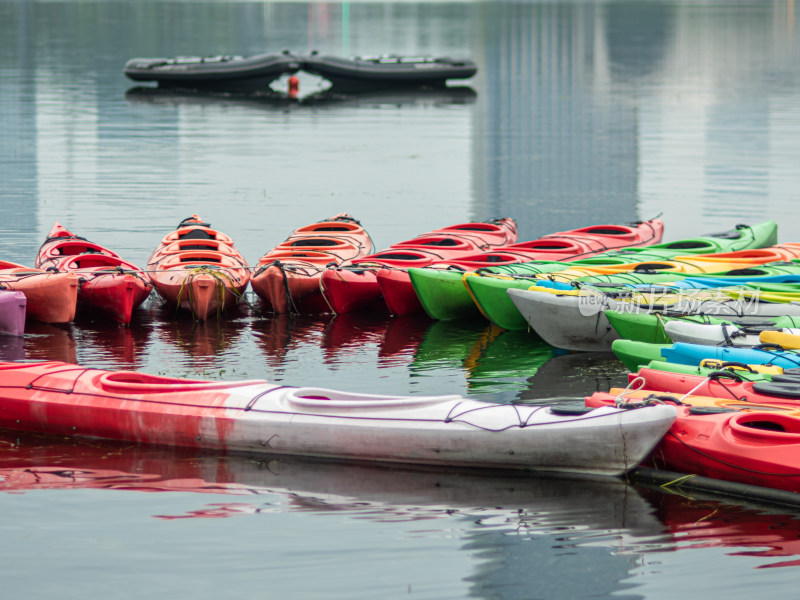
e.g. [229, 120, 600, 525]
[661, 342, 800, 368]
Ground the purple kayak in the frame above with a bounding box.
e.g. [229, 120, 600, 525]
[0, 290, 27, 337]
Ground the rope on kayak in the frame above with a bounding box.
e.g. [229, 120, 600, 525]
[318, 272, 336, 314]
[276, 261, 301, 315]
[613, 377, 678, 409]
[23, 365, 96, 394]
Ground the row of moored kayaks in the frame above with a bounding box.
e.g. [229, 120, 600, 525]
[0, 212, 667, 333]
[9, 215, 800, 494]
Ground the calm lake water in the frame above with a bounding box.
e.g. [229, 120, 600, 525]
[2, 0, 800, 597]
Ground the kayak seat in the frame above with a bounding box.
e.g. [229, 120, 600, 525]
[548, 405, 594, 416]
[180, 244, 218, 251]
[722, 268, 769, 276]
[582, 227, 631, 235]
[708, 230, 745, 239]
[289, 239, 341, 247]
[751, 381, 800, 399]
[769, 374, 800, 383]
[688, 406, 738, 415]
[179, 229, 215, 241]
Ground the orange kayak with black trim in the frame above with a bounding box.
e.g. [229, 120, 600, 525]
[251, 214, 373, 314]
[147, 215, 250, 320]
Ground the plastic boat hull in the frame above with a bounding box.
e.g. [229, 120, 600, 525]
[0, 360, 677, 476]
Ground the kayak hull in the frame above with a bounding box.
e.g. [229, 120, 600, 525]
[251, 214, 373, 314]
[35, 222, 152, 325]
[585, 389, 800, 493]
[0, 263, 80, 324]
[0, 361, 676, 476]
[147, 216, 250, 320]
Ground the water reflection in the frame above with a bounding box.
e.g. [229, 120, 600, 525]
[150, 304, 248, 369]
[637, 488, 800, 569]
[124, 83, 478, 111]
[5, 430, 800, 593]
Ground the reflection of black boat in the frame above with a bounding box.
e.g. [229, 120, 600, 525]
[123, 51, 302, 89]
[124, 84, 477, 109]
[303, 51, 478, 90]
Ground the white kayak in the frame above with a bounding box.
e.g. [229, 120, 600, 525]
[0, 360, 677, 477]
[663, 320, 800, 347]
[507, 286, 800, 352]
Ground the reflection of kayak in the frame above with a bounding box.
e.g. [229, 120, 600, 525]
[123, 51, 301, 89]
[0, 430, 663, 541]
[0, 360, 675, 476]
[638, 489, 800, 568]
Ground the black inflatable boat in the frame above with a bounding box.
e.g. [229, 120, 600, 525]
[123, 51, 302, 89]
[123, 50, 477, 91]
[302, 52, 478, 89]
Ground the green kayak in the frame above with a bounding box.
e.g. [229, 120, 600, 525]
[408, 261, 570, 322]
[464, 250, 688, 330]
[408, 253, 677, 324]
[637, 359, 778, 381]
[611, 339, 671, 371]
[606, 311, 800, 345]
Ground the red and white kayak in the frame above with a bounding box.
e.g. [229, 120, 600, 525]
[0, 360, 676, 476]
[147, 215, 250, 320]
[251, 214, 373, 314]
[35, 222, 153, 325]
[321, 218, 518, 314]
[0, 260, 80, 324]
[378, 218, 665, 315]
[0, 291, 26, 337]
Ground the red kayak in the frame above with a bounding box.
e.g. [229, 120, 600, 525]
[250, 214, 373, 314]
[35, 222, 152, 325]
[321, 218, 518, 314]
[0, 260, 80, 324]
[377, 218, 665, 315]
[147, 215, 250, 320]
[585, 389, 800, 492]
[625, 367, 800, 406]
[654, 409, 800, 493]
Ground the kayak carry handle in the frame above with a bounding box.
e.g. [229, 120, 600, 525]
[707, 370, 747, 383]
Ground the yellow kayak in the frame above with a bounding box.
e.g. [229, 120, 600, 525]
[759, 329, 800, 350]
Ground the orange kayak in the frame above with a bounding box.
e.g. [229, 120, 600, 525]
[35, 222, 153, 325]
[250, 214, 373, 313]
[147, 215, 250, 320]
[0, 260, 80, 324]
